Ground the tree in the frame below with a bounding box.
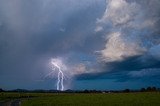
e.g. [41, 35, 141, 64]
[147, 87, 152, 91]
[123, 89, 130, 92]
[0, 88, 4, 92]
[152, 87, 157, 91]
[146, 86, 157, 91]
[140, 88, 146, 92]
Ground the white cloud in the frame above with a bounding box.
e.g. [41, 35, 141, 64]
[71, 63, 87, 75]
[100, 32, 145, 62]
[96, 0, 160, 62]
[97, 0, 159, 29]
[69, 61, 102, 76]
[95, 26, 103, 32]
[97, 0, 139, 26]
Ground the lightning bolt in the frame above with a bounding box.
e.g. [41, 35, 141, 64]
[51, 58, 64, 91]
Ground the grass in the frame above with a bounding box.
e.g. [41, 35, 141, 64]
[1, 92, 160, 106]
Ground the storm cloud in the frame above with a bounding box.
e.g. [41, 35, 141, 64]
[0, 0, 160, 90]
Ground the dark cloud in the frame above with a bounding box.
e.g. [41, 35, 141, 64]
[0, 0, 160, 90]
[0, 0, 106, 89]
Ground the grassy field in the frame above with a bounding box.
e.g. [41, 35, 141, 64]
[1, 92, 160, 106]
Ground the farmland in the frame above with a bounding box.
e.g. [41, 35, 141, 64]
[0, 92, 160, 106]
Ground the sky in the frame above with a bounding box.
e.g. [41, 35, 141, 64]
[0, 0, 160, 90]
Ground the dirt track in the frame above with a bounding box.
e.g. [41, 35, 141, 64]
[0, 100, 21, 106]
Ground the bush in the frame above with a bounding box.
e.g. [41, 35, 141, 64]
[0, 88, 4, 92]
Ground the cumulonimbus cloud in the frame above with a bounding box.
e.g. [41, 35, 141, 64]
[100, 32, 145, 62]
[96, 0, 160, 62]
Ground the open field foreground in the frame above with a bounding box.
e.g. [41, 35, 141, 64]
[1, 92, 160, 106]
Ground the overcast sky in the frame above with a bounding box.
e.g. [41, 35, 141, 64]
[0, 0, 160, 90]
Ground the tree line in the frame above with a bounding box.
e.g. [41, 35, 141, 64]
[0, 86, 159, 93]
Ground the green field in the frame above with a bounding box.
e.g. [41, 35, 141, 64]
[1, 92, 160, 106]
